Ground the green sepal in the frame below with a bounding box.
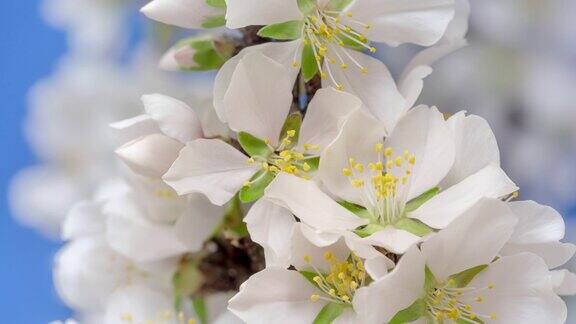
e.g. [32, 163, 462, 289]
[201, 15, 226, 28]
[239, 170, 275, 203]
[300, 270, 321, 288]
[405, 187, 440, 212]
[389, 298, 426, 324]
[339, 34, 367, 51]
[191, 49, 227, 71]
[192, 297, 208, 324]
[338, 201, 372, 221]
[238, 131, 273, 158]
[206, 0, 226, 8]
[313, 302, 347, 324]
[221, 195, 249, 237]
[297, 0, 317, 15]
[394, 218, 434, 237]
[258, 20, 304, 40]
[175, 37, 231, 72]
[327, 0, 353, 11]
[424, 266, 437, 291]
[301, 43, 319, 81]
[279, 112, 303, 148]
[303, 156, 320, 172]
[448, 264, 489, 288]
[354, 223, 385, 238]
[173, 260, 204, 310]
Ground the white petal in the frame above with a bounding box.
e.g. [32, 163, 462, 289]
[104, 193, 189, 263]
[110, 114, 160, 144]
[116, 133, 183, 178]
[142, 94, 203, 143]
[163, 139, 258, 206]
[501, 241, 576, 270]
[297, 88, 361, 152]
[159, 47, 181, 71]
[104, 285, 175, 324]
[551, 270, 576, 296]
[228, 268, 324, 324]
[174, 194, 226, 252]
[244, 199, 296, 268]
[353, 247, 425, 324]
[469, 253, 567, 324]
[323, 50, 406, 133]
[441, 112, 500, 187]
[507, 200, 566, 243]
[214, 41, 301, 123]
[421, 198, 517, 280]
[264, 173, 367, 231]
[62, 201, 105, 240]
[384, 105, 455, 200]
[364, 254, 395, 280]
[290, 223, 351, 272]
[362, 226, 422, 254]
[319, 109, 386, 205]
[223, 52, 293, 146]
[343, 0, 455, 46]
[225, 0, 302, 29]
[141, 0, 223, 29]
[410, 164, 517, 228]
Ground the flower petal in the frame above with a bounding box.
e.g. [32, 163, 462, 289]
[364, 254, 395, 280]
[343, 0, 456, 46]
[116, 133, 183, 178]
[323, 49, 406, 133]
[225, 0, 302, 29]
[245, 199, 296, 268]
[104, 285, 174, 324]
[421, 198, 517, 280]
[353, 246, 425, 324]
[163, 139, 258, 206]
[501, 241, 576, 270]
[142, 94, 203, 143]
[265, 173, 368, 231]
[441, 111, 500, 187]
[290, 223, 351, 272]
[214, 41, 301, 123]
[384, 105, 455, 200]
[551, 270, 576, 296]
[228, 268, 324, 324]
[141, 0, 223, 29]
[174, 194, 226, 252]
[319, 109, 387, 205]
[410, 164, 518, 228]
[297, 88, 361, 152]
[62, 201, 105, 240]
[223, 52, 293, 146]
[362, 226, 422, 254]
[110, 114, 160, 144]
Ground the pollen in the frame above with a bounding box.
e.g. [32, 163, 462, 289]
[426, 280, 497, 323]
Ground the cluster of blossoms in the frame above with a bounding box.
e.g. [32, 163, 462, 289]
[23, 0, 576, 323]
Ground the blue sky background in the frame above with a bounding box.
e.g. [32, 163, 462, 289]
[0, 1, 72, 322]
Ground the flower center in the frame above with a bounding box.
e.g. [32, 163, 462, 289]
[343, 144, 416, 225]
[295, 6, 375, 90]
[426, 279, 497, 323]
[305, 251, 367, 305]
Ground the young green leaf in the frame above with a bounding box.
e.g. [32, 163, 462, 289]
[394, 218, 434, 237]
[297, 0, 317, 15]
[238, 132, 273, 158]
[449, 264, 489, 288]
[206, 0, 226, 8]
[301, 43, 319, 81]
[389, 298, 426, 324]
[201, 15, 226, 28]
[258, 21, 304, 40]
[239, 170, 275, 203]
[405, 187, 440, 212]
[313, 302, 346, 324]
[192, 297, 208, 324]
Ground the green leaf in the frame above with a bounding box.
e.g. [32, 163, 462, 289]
[279, 112, 303, 146]
[313, 302, 346, 324]
[389, 298, 426, 324]
[192, 297, 208, 324]
[238, 132, 273, 158]
[258, 20, 304, 40]
[301, 43, 319, 81]
[338, 201, 372, 221]
[327, 0, 353, 11]
[206, 0, 226, 8]
[239, 170, 275, 203]
[354, 223, 386, 238]
[297, 0, 317, 15]
[201, 15, 226, 28]
[405, 187, 440, 212]
[394, 218, 434, 237]
[449, 264, 488, 288]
